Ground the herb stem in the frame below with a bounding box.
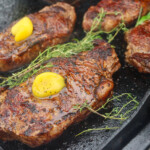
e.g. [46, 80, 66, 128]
[136, 7, 143, 26]
[108, 23, 124, 43]
[87, 106, 127, 120]
[76, 126, 119, 136]
[74, 93, 139, 136]
[96, 93, 131, 112]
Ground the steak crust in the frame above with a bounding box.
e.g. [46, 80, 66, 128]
[125, 20, 150, 73]
[0, 39, 120, 147]
[83, 0, 150, 32]
[43, 0, 82, 5]
[0, 2, 76, 72]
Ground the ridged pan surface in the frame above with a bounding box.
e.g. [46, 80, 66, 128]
[0, 0, 150, 150]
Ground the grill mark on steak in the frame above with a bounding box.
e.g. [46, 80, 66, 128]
[83, 0, 150, 32]
[0, 39, 120, 147]
[0, 2, 76, 72]
[125, 20, 150, 73]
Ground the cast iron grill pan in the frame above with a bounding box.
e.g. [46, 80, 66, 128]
[0, 0, 150, 150]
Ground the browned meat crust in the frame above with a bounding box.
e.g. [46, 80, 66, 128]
[83, 0, 150, 32]
[43, 0, 82, 5]
[0, 39, 120, 147]
[125, 20, 150, 73]
[0, 2, 76, 72]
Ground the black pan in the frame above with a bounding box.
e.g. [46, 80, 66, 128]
[0, 0, 150, 150]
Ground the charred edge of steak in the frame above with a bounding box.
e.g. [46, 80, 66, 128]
[125, 21, 150, 73]
[126, 53, 150, 73]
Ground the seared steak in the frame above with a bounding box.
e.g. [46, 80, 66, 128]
[83, 0, 150, 32]
[43, 0, 82, 6]
[0, 2, 76, 72]
[125, 20, 150, 73]
[0, 39, 120, 147]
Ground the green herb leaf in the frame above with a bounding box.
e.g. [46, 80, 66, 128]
[136, 12, 150, 26]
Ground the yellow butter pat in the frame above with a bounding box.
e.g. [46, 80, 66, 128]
[32, 72, 66, 98]
[11, 17, 33, 42]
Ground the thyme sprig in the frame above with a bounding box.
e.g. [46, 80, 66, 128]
[74, 93, 139, 136]
[76, 126, 119, 137]
[0, 9, 127, 88]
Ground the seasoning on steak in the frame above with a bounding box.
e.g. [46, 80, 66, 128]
[125, 20, 150, 73]
[0, 2, 76, 72]
[83, 0, 150, 32]
[0, 39, 120, 147]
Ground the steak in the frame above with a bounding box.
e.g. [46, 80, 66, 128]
[43, 0, 83, 6]
[125, 20, 150, 73]
[0, 39, 120, 147]
[83, 0, 150, 32]
[0, 2, 76, 72]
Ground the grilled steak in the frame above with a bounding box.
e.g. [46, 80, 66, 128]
[43, 0, 82, 6]
[83, 0, 150, 32]
[0, 2, 76, 72]
[125, 21, 150, 73]
[0, 39, 120, 147]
